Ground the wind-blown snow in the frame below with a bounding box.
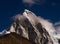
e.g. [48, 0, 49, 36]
[37, 17, 59, 44]
[54, 22, 60, 39]
[55, 21, 60, 34]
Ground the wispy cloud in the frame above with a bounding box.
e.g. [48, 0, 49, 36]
[54, 21, 60, 34]
[38, 16, 60, 40]
[22, 0, 45, 6]
[51, 2, 56, 6]
[37, 17, 59, 44]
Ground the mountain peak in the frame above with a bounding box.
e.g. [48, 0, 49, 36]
[0, 9, 59, 44]
[25, 9, 30, 12]
[8, 9, 54, 44]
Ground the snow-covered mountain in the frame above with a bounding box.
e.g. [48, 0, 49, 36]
[0, 9, 60, 44]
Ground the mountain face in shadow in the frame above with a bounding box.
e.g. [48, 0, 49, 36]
[0, 32, 35, 44]
[0, 9, 59, 44]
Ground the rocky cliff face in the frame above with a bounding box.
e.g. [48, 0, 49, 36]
[0, 9, 59, 44]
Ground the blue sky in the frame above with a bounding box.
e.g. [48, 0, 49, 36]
[0, 0, 60, 31]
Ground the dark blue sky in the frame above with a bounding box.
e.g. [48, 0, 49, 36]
[0, 0, 60, 31]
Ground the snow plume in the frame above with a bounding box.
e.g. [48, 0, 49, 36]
[54, 21, 60, 39]
[37, 17, 59, 44]
[22, 0, 45, 6]
[55, 21, 60, 34]
[13, 14, 27, 21]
